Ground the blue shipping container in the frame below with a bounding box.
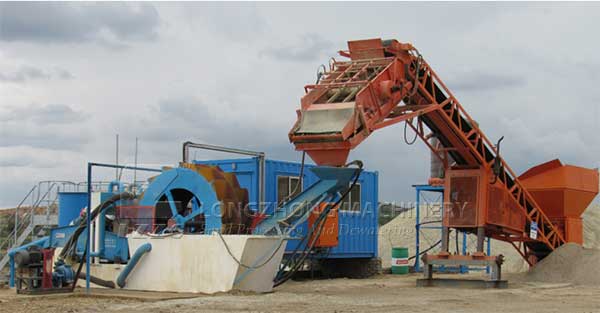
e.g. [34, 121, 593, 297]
[58, 192, 88, 227]
[195, 157, 379, 259]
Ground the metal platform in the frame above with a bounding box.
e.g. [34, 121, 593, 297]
[418, 254, 506, 288]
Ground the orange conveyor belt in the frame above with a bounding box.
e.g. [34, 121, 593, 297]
[288, 38, 598, 264]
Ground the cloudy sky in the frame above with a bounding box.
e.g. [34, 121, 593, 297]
[1, 2, 599, 207]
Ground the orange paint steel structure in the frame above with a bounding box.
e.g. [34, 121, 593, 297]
[308, 203, 339, 248]
[519, 159, 598, 245]
[288, 38, 599, 264]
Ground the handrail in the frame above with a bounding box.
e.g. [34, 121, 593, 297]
[1, 182, 61, 262]
[11, 185, 37, 245]
[1, 178, 153, 272]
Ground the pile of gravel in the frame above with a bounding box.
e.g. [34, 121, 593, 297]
[378, 204, 600, 273]
[377, 205, 528, 272]
[526, 243, 600, 285]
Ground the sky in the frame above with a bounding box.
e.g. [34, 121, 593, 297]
[0, 2, 599, 208]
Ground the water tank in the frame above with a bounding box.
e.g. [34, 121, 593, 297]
[58, 192, 88, 227]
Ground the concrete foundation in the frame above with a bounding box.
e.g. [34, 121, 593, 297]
[77, 233, 286, 294]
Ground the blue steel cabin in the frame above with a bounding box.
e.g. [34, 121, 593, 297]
[194, 157, 379, 259]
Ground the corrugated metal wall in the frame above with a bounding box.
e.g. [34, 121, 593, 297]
[195, 157, 379, 259]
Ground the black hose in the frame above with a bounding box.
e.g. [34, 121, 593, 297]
[276, 160, 358, 275]
[404, 118, 418, 145]
[274, 177, 356, 286]
[409, 239, 442, 261]
[491, 136, 505, 184]
[273, 208, 330, 286]
[274, 211, 329, 286]
[273, 161, 363, 287]
[77, 272, 115, 289]
[409, 53, 423, 97]
[409, 229, 453, 266]
[60, 192, 134, 262]
[68, 193, 133, 291]
[70, 240, 87, 292]
[274, 202, 330, 284]
[217, 231, 286, 269]
[404, 54, 422, 143]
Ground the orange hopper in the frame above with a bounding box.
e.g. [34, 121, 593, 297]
[519, 159, 599, 244]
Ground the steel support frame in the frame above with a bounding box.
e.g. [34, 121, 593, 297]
[86, 162, 161, 293]
[420, 254, 504, 286]
[414, 185, 444, 273]
[290, 39, 566, 263]
[430, 100, 565, 254]
[372, 51, 564, 259]
[414, 185, 491, 273]
[408, 58, 566, 252]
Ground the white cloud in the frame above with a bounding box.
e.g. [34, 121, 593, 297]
[0, 65, 74, 83]
[0, 3, 599, 207]
[0, 103, 90, 151]
[260, 33, 334, 62]
[0, 2, 160, 48]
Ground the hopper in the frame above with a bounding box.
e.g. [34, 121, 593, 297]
[519, 159, 599, 218]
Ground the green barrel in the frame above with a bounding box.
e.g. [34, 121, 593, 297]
[391, 247, 409, 274]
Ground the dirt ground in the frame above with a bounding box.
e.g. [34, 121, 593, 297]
[2, 273, 600, 313]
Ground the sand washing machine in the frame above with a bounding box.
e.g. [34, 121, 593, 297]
[9, 145, 363, 294]
[136, 163, 254, 235]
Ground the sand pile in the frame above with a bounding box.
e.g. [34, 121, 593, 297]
[526, 243, 600, 285]
[583, 204, 600, 249]
[378, 205, 441, 269]
[378, 203, 600, 273]
[377, 204, 528, 272]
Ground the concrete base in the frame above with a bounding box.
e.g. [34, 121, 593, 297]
[417, 278, 508, 289]
[77, 234, 287, 294]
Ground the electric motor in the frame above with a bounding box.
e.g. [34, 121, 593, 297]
[14, 246, 43, 268]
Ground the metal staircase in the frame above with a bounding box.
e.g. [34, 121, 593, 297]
[0, 181, 80, 280]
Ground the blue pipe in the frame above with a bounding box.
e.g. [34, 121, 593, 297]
[415, 187, 421, 272]
[93, 180, 123, 258]
[486, 236, 492, 274]
[8, 237, 49, 288]
[86, 162, 92, 292]
[116, 243, 151, 288]
[86, 163, 160, 293]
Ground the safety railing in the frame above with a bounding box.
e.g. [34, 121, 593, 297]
[0, 181, 80, 272]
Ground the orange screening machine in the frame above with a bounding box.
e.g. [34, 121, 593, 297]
[288, 38, 598, 283]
